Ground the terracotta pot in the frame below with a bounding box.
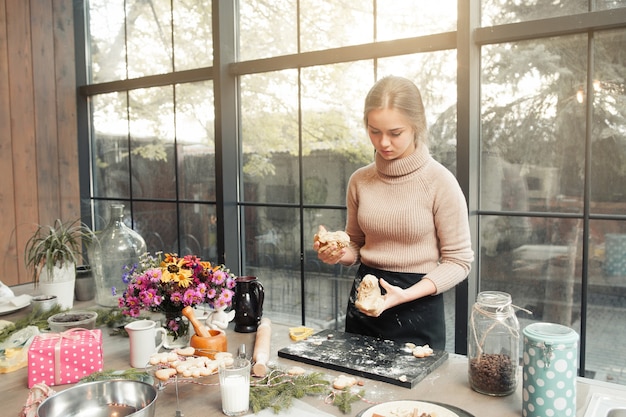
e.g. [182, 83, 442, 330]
[190, 329, 227, 358]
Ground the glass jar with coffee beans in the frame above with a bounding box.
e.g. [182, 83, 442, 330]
[468, 291, 520, 396]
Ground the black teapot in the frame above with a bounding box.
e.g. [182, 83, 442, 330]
[233, 276, 265, 332]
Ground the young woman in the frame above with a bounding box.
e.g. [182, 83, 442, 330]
[314, 76, 474, 349]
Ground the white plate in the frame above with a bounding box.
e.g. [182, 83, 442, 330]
[359, 400, 459, 417]
[0, 295, 32, 316]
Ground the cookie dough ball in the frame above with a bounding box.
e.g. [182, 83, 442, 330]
[314, 225, 350, 249]
[355, 274, 384, 316]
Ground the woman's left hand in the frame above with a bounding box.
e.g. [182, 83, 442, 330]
[360, 278, 407, 317]
[360, 277, 437, 317]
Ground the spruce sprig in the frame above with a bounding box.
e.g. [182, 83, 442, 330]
[333, 387, 365, 414]
[250, 370, 330, 414]
[0, 305, 65, 343]
[79, 368, 150, 383]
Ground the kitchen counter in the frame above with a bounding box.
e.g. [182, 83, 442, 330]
[2, 287, 625, 416]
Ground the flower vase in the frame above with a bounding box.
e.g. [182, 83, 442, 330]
[163, 310, 190, 349]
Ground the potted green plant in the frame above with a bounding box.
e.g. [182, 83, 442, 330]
[24, 219, 95, 309]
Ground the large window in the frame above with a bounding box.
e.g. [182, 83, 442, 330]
[78, 0, 626, 385]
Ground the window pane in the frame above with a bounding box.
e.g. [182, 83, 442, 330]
[173, 0, 212, 70]
[480, 215, 582, 331]
[89, 0, 127, 83]
[587, 220, 626, 383]
[92, 92, 130, 199]
[243, 206, 302, 323]
[301, 62, 373, 206]
[239, 0, 297, 61]
[591, 30, 626, 214]
[378, 52, 458, 172]
[134, 201, 178, 253]
[303, 207, 357, 329]
[240, 70, 299, 204]
[126, 0, 173, 77]
[92, 200, 137, 234]
[179, 203, 217, 260]
[376, 0, 457, 40]
[481, 0, 588, 26]
[597, 0, 626, 10]
[175, 82, 215, 201]
[129, 86, 175, 199]
[300, 0, 373, 52]
[481, 35, 587, 214]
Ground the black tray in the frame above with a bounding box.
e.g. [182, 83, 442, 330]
[278, 329, 448, 388]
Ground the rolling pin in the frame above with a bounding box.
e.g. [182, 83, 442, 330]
[252, 318, 272, 377]
[182, 306, 211, 338]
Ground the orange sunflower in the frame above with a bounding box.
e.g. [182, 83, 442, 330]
[160, 255, 194, 287]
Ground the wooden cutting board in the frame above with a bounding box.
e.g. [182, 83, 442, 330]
[277, 329, 448, 388]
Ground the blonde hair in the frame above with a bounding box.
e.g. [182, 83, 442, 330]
[363, 76, 428, 145]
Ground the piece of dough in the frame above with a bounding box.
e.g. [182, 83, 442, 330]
[286, 366, 306, 376]
[332, 374, 357, 389]
[314, 225, 350, 249]
[355, 274, 384, 316]
[412, 344, 434, 358]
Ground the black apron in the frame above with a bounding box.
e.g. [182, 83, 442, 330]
[345, 264, 446, 350]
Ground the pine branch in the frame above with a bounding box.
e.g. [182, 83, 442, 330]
[333, 388, 365, 414]
[0, 305, 65, 343]
[249, 370, 330, 414]
[79, 368, 150, 383]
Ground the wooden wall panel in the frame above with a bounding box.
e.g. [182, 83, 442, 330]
[6, 0, 38, 285]
[31, 0, 60, 227]
[1, 0, 79, 286]
[53, 0, 80, 223]
[0, 1, 19, 283]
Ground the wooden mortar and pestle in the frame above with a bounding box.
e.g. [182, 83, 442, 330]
[182, 306, 227, 358]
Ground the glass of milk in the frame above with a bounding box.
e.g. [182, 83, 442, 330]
[219, 358, 251, 416]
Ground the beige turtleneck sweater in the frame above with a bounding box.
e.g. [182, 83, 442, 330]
[345, 142, 474, 294]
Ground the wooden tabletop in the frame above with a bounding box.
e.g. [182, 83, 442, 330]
[2, 288, 625, 416]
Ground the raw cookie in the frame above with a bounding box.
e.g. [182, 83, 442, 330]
[412, 344, 434, 358]
[332, 375, 357, 389]
[286, 366, 306, 376]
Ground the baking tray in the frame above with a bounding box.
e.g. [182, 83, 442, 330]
[277, 329, 448, 388]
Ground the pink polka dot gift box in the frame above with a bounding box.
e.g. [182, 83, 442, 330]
[27, 328, 103, 388]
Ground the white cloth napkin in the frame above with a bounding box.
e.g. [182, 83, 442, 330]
[0, 281, 15, 304]
[7, 294, 32, 307]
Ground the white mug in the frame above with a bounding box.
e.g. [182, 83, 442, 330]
[124, 319, 167, 368]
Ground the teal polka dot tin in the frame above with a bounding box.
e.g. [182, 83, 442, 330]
[522, 322, 579, 417]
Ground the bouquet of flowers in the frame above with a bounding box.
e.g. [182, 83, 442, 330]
[118, 252, 237, 339]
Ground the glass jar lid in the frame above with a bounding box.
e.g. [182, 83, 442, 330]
[523, 322, 579, 346]
[476, 291, 512, 308]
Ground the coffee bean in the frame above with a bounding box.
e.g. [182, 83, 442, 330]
[469, 353, 516, 395]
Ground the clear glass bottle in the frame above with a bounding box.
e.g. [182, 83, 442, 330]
[89, 204, 146, 307]
[468, 291, 520, 396]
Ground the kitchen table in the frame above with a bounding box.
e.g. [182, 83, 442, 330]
[2, 286, 625, 417]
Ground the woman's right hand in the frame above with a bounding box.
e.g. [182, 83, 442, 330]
[314, 240, 346, 265]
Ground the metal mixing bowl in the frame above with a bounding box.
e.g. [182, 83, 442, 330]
[36, 379, 158, 417]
